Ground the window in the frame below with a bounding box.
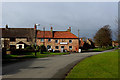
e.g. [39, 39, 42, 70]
[10, 38, 16, 42]
[41, 39, 44, 42]
[27, 38, 32, 42]
[27, 38, 29, 42]
[69, 46, 72, 50]
[61, 46, 64, 49]
[69, 40, 72, 43]
[47, 45, 51, 49]
[10, 45, 16, 50]
[55, 40, 58, 43]
[48, 38, 51, 42]
[55, 46, 59, 49]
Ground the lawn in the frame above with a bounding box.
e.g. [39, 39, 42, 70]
[3, 52, 70, 65]
[21, 52, 70, 58]
[3, 52, 70, 59]
[92, 46, 114, 52]
[65, 49, 118, 78]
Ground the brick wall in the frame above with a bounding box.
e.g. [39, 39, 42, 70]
[37, 38, 79, 52]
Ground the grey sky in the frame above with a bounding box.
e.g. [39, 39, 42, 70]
[2, 2, 118, 39]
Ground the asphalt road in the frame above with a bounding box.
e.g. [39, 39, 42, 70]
[2, 50, 114, 80]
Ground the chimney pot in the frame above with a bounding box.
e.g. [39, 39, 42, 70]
[34, 24, 36, 30]
[6, 24, 8, 29]
[51, 27, 53, 32]
[69, 27, 71, 29]
[67, 27, 71, 32]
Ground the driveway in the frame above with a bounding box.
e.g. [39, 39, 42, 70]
[2, 50, 114, 80]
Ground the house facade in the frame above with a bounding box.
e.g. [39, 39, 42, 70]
[0, 25, 35, 50]
[112, 41, 119, 47]
[37, 27, 79, 52]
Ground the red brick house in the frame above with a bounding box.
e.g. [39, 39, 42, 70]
[80, 38, 85, 47]
[37, 27, 79, 52]
[112, 41, 119, 47]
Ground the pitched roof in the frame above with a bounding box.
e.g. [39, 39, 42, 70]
[37, 31, 53, 38]
[1, 28, 35, 38]
[112, 41, 118, 43]
[53, 31, 78, 38]
[37, 31, 78, 39]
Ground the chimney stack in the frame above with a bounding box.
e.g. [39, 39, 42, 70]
[67, 27, 71, 32]
[6, 24, 8, 29]
[51, 27, 53, 32]
[34, 24, 36, 30]
[50, 27, 54, 37]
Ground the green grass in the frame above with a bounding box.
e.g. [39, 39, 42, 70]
[65, 50, 118, 78]
[3, 52, 69, 59]
[3, 55, 18, 59]
[93, 46, 113, 52]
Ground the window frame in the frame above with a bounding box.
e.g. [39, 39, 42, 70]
[48, 38, 51, 42]
[47, 45, 51, 49]
[41, 38, 44, 42]
[69, 46, 72, 50]
[69, 40, 72, 43]
[55, 40, 58, 43]
[55, 46, 59, 49]
[10, 38, 16, 42]
[61, 46, 64, 49]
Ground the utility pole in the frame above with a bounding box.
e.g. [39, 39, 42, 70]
[78, 29, 80, 52]
[43, 27, 45, 46]
[34, 24, 40, 56]
[78, 29, 80, 39]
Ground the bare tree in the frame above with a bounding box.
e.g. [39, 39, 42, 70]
[94, 25, 112, 47]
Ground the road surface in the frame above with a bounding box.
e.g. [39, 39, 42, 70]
[2, 50, 114, 80]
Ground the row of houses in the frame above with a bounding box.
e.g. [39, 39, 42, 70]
[1, 25, 118, 53]
[3, 25, 113, 52]
[0, 25, 80, 52]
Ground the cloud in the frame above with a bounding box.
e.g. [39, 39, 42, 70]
[2, 2, 118, 39]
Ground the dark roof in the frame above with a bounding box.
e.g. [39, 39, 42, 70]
[1, 28, 35, 38]
[37, 31, 78, 39]
[17, 41, 26, 44]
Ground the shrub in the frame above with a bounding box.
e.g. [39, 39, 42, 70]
[25, 45, 40, 52]
[40, 45, 47, 54]
[54, 50, 60, 53]
[83, 42, 91, 50]
[2, 48, 7, 56]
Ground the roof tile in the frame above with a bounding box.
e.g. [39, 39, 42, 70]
[37, 31, 78, 38]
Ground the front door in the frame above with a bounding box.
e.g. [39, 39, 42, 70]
[61, 46, 64, 52]
[19, 45, 22, 49]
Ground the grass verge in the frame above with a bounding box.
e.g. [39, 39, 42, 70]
[65, 49, 118, 78]
[3, 52, 70, 59]
[3, 52, 70, 65]
[93, 46, 114, 52]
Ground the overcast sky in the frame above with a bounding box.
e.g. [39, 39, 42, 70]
[2, 2, 118, 39]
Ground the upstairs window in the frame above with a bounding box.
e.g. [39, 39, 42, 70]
[55, 40, 58, 43]
[69, 40, 72, 43]
[48, 38, 51, 42]
[27, 38, 32, 42]
[41, 39, 44, 42]
[27, 38, 29, 42]
[10, 38, 16, 42]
